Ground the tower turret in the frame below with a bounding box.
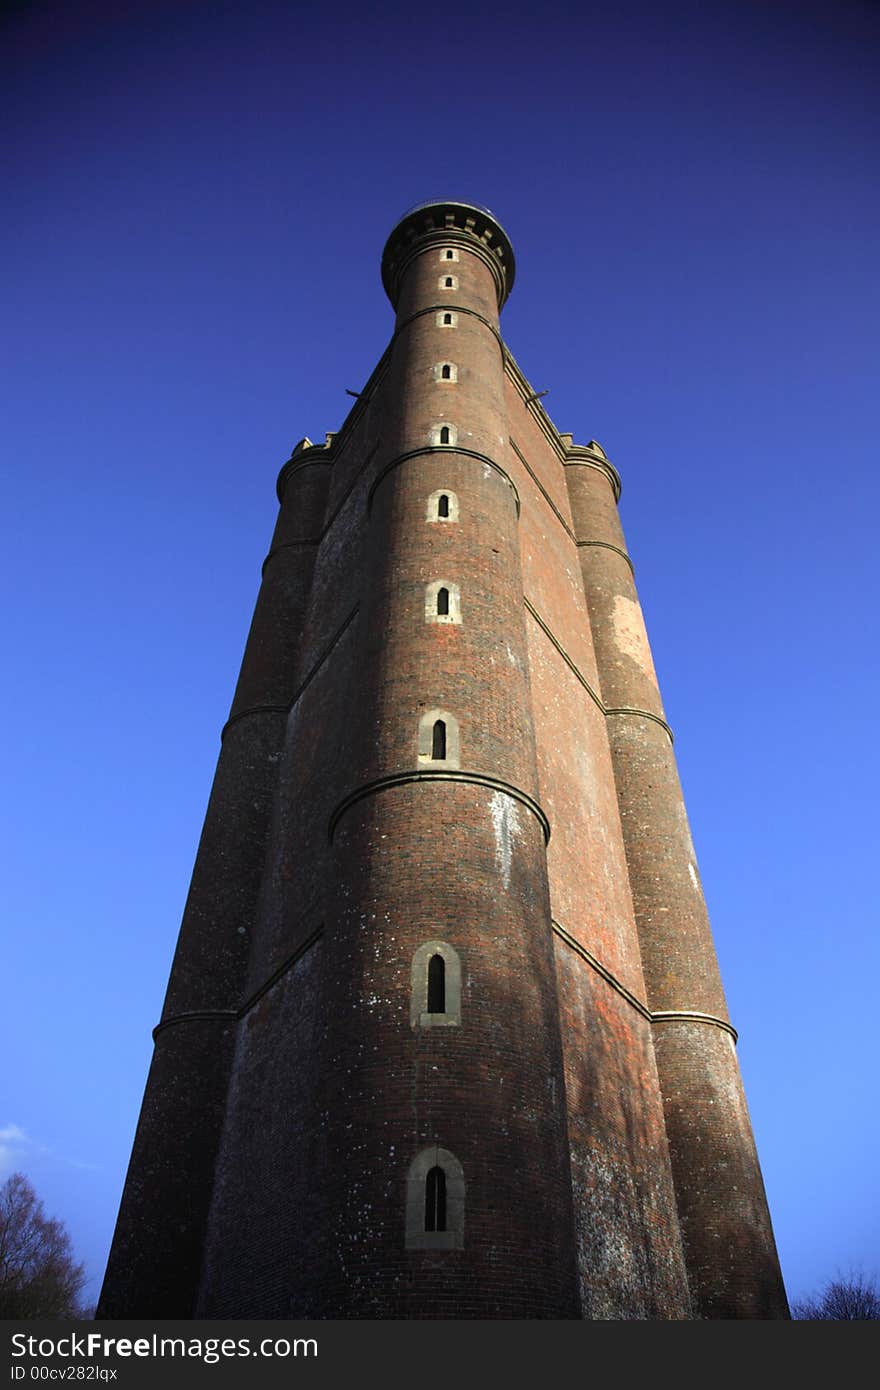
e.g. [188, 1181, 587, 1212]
[566, 440, 788, 1317]
[313, 199, 579, 1315]
[98, 429, 330, 1316]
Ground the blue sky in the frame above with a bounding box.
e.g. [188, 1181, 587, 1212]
[2, 0, 877, 1314]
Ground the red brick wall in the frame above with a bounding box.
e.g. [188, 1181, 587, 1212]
[505, 384, 691, 1315]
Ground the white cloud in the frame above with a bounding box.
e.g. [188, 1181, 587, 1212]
[0, 1124, 99, 1180]
[0, 1122, 32, 1178]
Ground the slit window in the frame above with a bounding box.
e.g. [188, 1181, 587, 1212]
[425, 1166, 447, 1232]
[425, 580, 461, 624]
[445, 249, 454, 259]
[426, 489, 458, 523]
[441, 364, 451, 380]
[405, 1146, 464, 1248]
[431, 720, 446, 760]
[410, 940, 462, 1027]
[430, 422, 457, 447]
[417, 709, 459, 767]
[427, 953, 446, 1012]
[445, 276, 454, 287]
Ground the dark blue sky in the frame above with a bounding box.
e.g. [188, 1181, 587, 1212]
[2, 0, 878, 1313]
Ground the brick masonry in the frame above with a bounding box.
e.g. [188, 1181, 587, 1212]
[97, 201, 789, 1319]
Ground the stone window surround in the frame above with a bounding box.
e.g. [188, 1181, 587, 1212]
[425, 487, 459, 522]
[405, 1145, 465, 1251]
[429, 421, 458, 447]
[410, 939, 462, 1030]
[425, 579, 461, 624]
[417, 707, 461, 768]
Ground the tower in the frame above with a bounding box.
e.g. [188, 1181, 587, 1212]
[98, 201, 788, 1319]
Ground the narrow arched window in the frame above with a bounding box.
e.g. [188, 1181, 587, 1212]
[445, 249, 454, 260]
[431, 719, 446, 760]
[443, 313, 453, 324]
[425, 1166, 447, 1232]
[410, 940, 462, 1027]
[430, 422, 456, 447]
[445, 276, 454, 287]
[426, 489, 458, 523]
[441, 364, 451, 380]
[427, 953, 446, 1012]
[417, 709, 459, 766]
[406, 1146, 464, 1248]
[425, 580, 460, 624]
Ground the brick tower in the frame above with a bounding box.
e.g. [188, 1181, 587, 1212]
[98, 201, 788, 1320]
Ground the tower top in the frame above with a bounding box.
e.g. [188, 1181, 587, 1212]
[381, 199, 516, 311]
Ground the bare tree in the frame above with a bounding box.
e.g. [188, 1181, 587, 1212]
[0, 1172, 87, 1319]
[792, 1273, 880, 1320]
